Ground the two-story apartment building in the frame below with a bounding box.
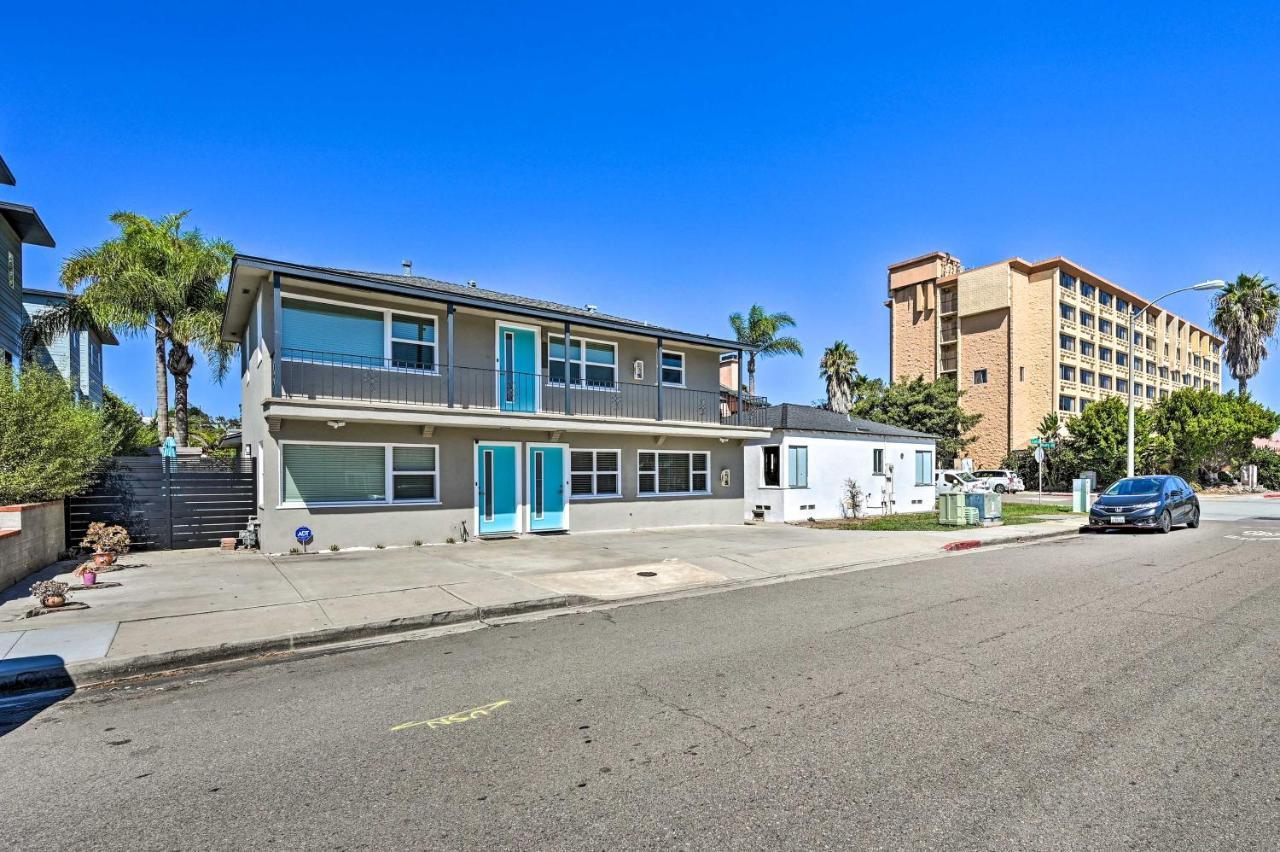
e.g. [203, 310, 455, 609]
[0, 153, 57, 370]
[220, 256, 770, 552]
[21, 288, 118, 405]
[887, 251, 1225, 467]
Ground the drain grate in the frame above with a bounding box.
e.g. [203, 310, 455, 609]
[635, 571, 658, 577]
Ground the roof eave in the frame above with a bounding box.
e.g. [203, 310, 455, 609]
[0, 154, 14, 186]
[0, 202, 54, 247]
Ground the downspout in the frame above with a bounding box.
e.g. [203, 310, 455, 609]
[1007, 267, 1014, 460]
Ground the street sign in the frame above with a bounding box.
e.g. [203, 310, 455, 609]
[1030, 438, 1056, 449]
[1033, 446, 1046, 464]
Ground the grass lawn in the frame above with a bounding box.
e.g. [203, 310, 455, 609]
[802, 501, 1077, 532]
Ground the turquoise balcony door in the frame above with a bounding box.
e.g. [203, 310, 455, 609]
[527, 444, 568, 532]
[497, 324, 538, 412]
[476, 442, 520, 536]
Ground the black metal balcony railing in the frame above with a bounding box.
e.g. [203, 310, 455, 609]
[277, 348, 769, 427]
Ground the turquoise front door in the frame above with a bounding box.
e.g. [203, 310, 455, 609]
[527, 445, 568, 531]
[498, 325, 538, 412]
[476, 443, 519, 535]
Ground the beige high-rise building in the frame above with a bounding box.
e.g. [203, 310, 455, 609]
[886, 251, 1224, 467]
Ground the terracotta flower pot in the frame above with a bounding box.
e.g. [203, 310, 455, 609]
[42, 594, 66, 609]
[93, 551, 116, 568]
[82, 571, 98, 586]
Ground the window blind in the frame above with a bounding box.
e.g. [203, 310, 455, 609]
[283, 444, 385, 503]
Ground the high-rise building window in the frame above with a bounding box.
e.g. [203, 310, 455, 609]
[1060, 303, 1075, 321]
[1059, 395, 1075, 412]
[972, 369, 988, 385]
[1059, 334, 1075, 351]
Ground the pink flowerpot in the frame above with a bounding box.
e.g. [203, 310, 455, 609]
[82, 571, 97, 586]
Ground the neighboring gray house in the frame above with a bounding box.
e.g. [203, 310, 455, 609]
[0, 153, 56, 371]
[22, 288, 118, 405]
[219, 255, 770, 552]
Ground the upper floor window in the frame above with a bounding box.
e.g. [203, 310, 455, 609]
[1059, 334, 1075, 352]
[548, 334, 617, 388]
[1116, 325, 1128, 342]
[1060, 365, 1075, 381]
[1080, 311, 1095, 328]
[282, 297, 388, 364]
[390, 314, 437, 371]
[1081, 282, 1096, 299]
[1060, 303, 1076, 321]
[1117, 379, 1128, 393]
[973, 368, 988, 385]
[1060, 273, 1077, 291]
[1059, 395, 1075, 412]
[1100, 374, 1113, 390]
[661, 350, 685, 386]
[1132, 333, 1142, 348]
[1081, 340, 1095, 357]
[1116, 352, 1128, 367]
[1080, 369, 1095, 386]
[1099, 292, 1113, 308]
[1100, 319, 1112, 335]
[1116, 297, 1130, 313]
[1133, 357, 1143, 371]
[1146, 385, 1156, 399]
[1099, 346, 1113, 362]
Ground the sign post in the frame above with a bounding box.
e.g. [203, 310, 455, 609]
[294, 525, 314, 553]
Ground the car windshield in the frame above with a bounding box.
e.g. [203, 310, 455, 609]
[1104, 477, 1163, 496]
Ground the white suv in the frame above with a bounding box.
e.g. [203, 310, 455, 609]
[974, 469, 1025, 493]
[935, 470, 994, 496]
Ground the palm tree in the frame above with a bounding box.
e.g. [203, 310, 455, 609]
[728, 305, 804, 396]
[1211, 273, 1279, 394]
[819, 340, 859, 414]
[26, 211, 234, 445]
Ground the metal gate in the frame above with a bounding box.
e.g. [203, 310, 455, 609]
[65, 456, 257, 550]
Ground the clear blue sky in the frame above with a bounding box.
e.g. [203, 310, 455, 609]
[6, 2, 1280, 419]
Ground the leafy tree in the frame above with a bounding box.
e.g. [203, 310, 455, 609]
[1036, 413, 1063, 442]
[101, 389, 160, 456]
[1245, 447, 1280, 490]
[27, 211, 235, 446]
[728, 305, 803, 396]
[851, 375, 981, 467]
[1211, 273, 1279, 394]
[1059, 397, 1168, 487]
[185, 406, 241, 459]
[1152, 388, 1280, 482]
[0, 366, 112, 504]
[818, 340, 859, 414]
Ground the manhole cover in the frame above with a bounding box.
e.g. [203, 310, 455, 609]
[635, 571, 658, 577]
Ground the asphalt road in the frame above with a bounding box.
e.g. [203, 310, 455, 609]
[3, 506, 1280, 850]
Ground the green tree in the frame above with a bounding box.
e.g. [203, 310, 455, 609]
[728, 305, 804, 396]
[101, 389, 160, 456]
[851, 375, 981, 467]
[1060, 397, 1167, 486]
[26, 211, 235, 446]
[1245, 447, 1280, 490]
[1211, 273, 1279, 394]
[0, 366, 112, 504]
[1152, 388, 1280, 482]
[818, 340, 859, 414]
[185, 406, 241, 459]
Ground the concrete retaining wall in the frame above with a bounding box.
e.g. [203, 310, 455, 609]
[0, 501, 65, 590]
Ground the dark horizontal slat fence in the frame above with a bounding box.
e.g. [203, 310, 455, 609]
[66, 456, 257, 551]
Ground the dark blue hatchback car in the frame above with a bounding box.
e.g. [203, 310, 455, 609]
[1087, 475, 1201, 533]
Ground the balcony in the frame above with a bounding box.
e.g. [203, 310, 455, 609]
[276, 349, 767, 427]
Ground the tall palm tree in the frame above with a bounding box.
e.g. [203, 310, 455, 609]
[819, 340, 859, 414]
[1211, 273, 1279, 394]
[728, 304, 804, 396]
[26, 211, 234, 445]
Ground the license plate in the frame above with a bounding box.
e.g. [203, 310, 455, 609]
[1109, 515, 1126, 524]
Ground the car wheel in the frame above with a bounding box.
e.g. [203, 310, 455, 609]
[1157, 510, 1172, 534]
[1187, 506, 1200, 529]
[994, 484, 1006, 494]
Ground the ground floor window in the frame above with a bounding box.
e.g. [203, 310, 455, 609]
[638, 450, 710, 496]
[873, 448, 885, 475]
[762, 445, 781, 486]
[570, 449, 620, 497]
[787, 445, 808, 488]
[281, 442, 439, 506]
[914, 451, 933, 486]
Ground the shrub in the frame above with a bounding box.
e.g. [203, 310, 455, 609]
[1247, 447, 1280, 489]
[81, 522, 131, 554]
[840, 478, 864, 519]
[0, 366, 112, 504]
[30, 579, 70, 604]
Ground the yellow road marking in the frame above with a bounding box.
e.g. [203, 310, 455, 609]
[391, 699, 511, 732]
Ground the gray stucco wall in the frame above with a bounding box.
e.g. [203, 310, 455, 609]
[254, 420, 745, 552]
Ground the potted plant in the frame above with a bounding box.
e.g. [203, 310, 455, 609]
[73, 561, 98, 586]
[31, 580, 70, 609]
[81, 522, 131, 568]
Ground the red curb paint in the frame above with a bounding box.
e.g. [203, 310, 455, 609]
[943, 540, 982, 552]
[1265, 493, 1280, 499]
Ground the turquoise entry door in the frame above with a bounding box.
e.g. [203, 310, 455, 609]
[527, 445, 568, 532]
[477, 443, 519, 535]
[498, 325, 538, 412]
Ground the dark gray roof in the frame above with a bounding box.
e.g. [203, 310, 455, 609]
[0, 154, 14, 186]
[0, 201, 54, 247]
[759, 403, 938, 439]
[225, 255, 749, 351]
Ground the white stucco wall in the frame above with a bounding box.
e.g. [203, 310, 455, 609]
[744, 430, 937, 522]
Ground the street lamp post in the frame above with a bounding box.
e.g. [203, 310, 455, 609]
[1126, 280, 1227, 477]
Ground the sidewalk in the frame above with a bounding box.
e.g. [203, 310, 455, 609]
[0, 519, 1081, 692]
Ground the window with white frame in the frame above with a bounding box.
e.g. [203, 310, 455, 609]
[873, 448, 885, 475]
[280, 443, 439, 506]
[660, 350, 685, 386]
[787, 445, 808, 488]
[570, 449, 620, 497]
[914, 451, 933, 486]
[547, 334, 617, 388]
[390, 314, 437, 371]
[638, 450, 710, 495]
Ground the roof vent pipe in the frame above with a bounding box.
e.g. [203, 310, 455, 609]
[402, 259, 412, 276]
[585, 304, 598, 314]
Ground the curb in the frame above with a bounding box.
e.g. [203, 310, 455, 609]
[0, 594, 597, 698]
[942, 540, 982, 551]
